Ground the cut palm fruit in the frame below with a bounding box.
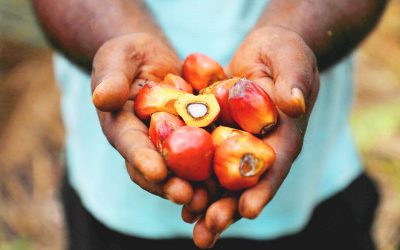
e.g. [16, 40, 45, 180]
[174, 94, 220, 127]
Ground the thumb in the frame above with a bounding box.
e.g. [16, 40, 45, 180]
[91, 37, 142, 112]
[92, 71, 131, 111]
[270, 34, 318, 117]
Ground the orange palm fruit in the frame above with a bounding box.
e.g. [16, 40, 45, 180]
[214, 134, 275, 191]
[162, 126, 214, 181]
[182, 53, 227, 91]
[201, 77, 240, 126]
[148, 112, 185, 152]
[228, 78, 278, 135]
[134, 84, 183, 120]
[174, 93, 220, 127]
[163, 73, 193, 94]
[211, 126, 250, 147]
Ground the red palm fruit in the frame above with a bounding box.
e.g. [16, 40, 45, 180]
[163, 73, 193, 94]
[162, 126, 214, 181]
[228, 78, 278, 135]
[182, 53, 226, 91]
[211, 126, 250, 147]
[134, 84, 183, 120]
[149, 112, 185, 152]
[200, 77, 240, 126]
[214, 134, 275, 191]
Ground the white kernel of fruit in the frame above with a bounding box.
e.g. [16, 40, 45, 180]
[187, 103, 208, 118]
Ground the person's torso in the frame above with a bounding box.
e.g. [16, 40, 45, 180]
[54, 0, 361, 239]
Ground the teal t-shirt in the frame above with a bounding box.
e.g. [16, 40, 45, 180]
[54, 0, 362, 239]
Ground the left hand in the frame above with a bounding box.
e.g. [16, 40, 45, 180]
[91, 33, 200, 206]
[190, 26, 320, 248]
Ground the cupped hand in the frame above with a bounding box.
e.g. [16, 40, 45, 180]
[91, 33, 208, 206]
[191, 26, 320, 248]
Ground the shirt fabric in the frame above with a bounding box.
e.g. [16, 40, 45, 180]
[54, 0, 362, 240]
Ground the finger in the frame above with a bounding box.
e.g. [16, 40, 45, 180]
[92, 36, 142, 111]
[99, 101, 168, 183]
[131, 148, 168, 182]
[163, 176, 193, 204]
[126, 162, 164, 197]
[204, 177, 224, 202]
[223, 65, 232, 78]
[181, 186, 208, 224]
[193, 218, 219, 249]
[205, 197, 239, 234]
[92, 71, 131, 112]
[126, 164, 193, 204]
[181, 206, 201, 224]
[252, 77, 274, 97]
[239, 116, 303, 219]
[186, 187, 209, 214]
[268, 33, 318, 117]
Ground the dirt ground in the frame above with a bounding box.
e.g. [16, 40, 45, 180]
[1, 1, 400, 250]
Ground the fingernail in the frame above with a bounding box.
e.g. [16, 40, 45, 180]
[164, 190, 179, 204]
[93, 80, 103, 94]
[291, 87, 306, 113]
[93, 80, 110, 98]
[184, 214, 201, 224]
[95, 79, 110, 92]
[208, 233, 220, 249]
[92, 81, 107, 106]
[164, 193, 172, 201]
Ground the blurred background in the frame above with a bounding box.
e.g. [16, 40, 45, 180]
[0, 0, 399, 249]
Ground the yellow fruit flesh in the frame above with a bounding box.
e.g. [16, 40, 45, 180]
[174, 94, 220, 127]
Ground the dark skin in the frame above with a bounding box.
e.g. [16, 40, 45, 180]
[33, 0, 387, 248]
[34, 0, 198, 205]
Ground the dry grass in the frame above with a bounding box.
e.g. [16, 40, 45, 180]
[353, 2, 400, 249]
[0, 45, 65, 250]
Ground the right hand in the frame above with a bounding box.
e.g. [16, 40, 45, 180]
[91, 33, 208, 209]
[189, 26, 320, 248]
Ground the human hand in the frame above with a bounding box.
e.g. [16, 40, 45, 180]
[191, 26, 320, 248]
[91, 33, 208, 206]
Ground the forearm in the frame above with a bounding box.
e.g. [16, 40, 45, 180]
[255, 0, 387, 71]
[33, 0, 168, 70]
